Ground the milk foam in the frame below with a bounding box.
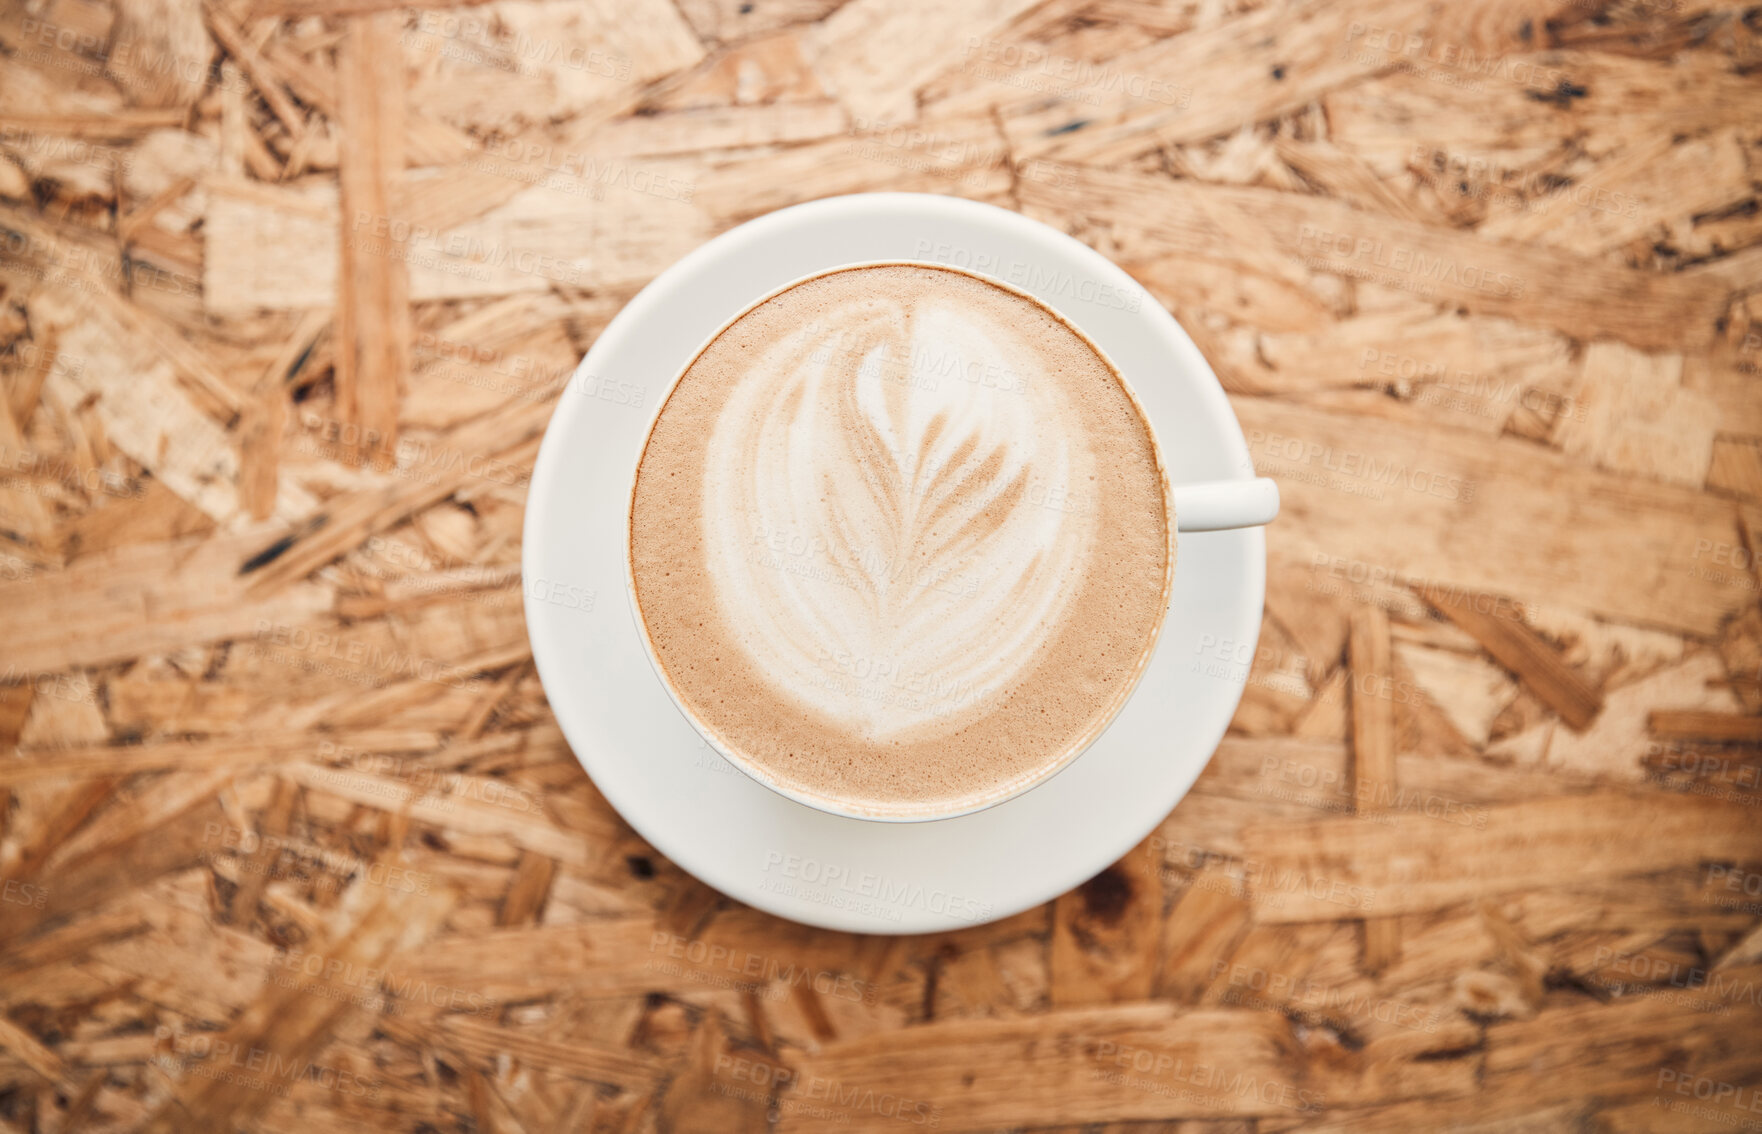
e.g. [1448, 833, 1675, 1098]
[630, 264, 1172, 816]
[701, 288, 1099, 740]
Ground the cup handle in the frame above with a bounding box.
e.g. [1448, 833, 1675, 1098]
[1173, 477, 1280, 532]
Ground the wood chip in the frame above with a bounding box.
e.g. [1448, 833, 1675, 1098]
[1350, 606, 1401, 972]
[334, 11, 408, 460]
[1415, 584, 1602, 730]
[1647, 710, 1762, 744]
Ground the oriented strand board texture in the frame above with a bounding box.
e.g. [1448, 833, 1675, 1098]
[2, 0, 1762, 1129]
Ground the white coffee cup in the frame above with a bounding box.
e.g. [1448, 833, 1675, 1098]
[619, 254, 1277, 823]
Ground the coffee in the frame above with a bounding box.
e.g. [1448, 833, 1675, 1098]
[629, 263, 1172, 817]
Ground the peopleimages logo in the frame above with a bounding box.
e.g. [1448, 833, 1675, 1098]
[349, 211, 591, 284]
[911, 240, 1144, 313]
[1651, 744, 1761, 792]
[1341, 22, 1573, 95]
[313, 740, 541, 815]
[1, 879, 48, 909]
[1150, 835, 1376, 911]
[761, 851, 995, 922]
[152, 1028, 383, 1100]
[252, 619, 485, 691]
[0, 665, 98, 708]
[13, 19, 251, 99]
[960, 36, 1193, 108]
[1408, 144, 1640, 219]
[1245, 431, 1475, 503]
[1082, 1036, 1325, 1112]
[402, 10, 632, 78]
[804, 319, 1034, 395]
[1592, 944, 1762, 1009]
[747, 514, 984, 600]
[270, 947, 496, 1018]
[201, 821, 436, 892]
[813, 646, 1001, 722]
[713, 1055, 941, 1126]
[1357, 347, 1588, 424]
[294, 410, 528, 488]
[1252, 750, 1489, 828]
[647, 932, 879, 1004]
[1656, 1069, 1762, 1120]
[1296, 225, 1525, 299]
[1208, 960, 1446, 1033]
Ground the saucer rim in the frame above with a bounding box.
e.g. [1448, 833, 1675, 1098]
[522, 191, 1265, 934]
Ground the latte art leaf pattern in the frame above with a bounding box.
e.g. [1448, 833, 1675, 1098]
[703, 294, 1100, 741]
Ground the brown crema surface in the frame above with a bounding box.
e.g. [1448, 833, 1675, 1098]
[629, 264, 1172, 817]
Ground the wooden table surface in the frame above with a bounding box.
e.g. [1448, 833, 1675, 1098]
[3, 0, 1762, 1129]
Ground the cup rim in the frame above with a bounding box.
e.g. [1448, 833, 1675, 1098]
[622, 258, 1177, 823]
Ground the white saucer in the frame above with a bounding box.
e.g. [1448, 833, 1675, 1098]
[522, 194, 1264, 933]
